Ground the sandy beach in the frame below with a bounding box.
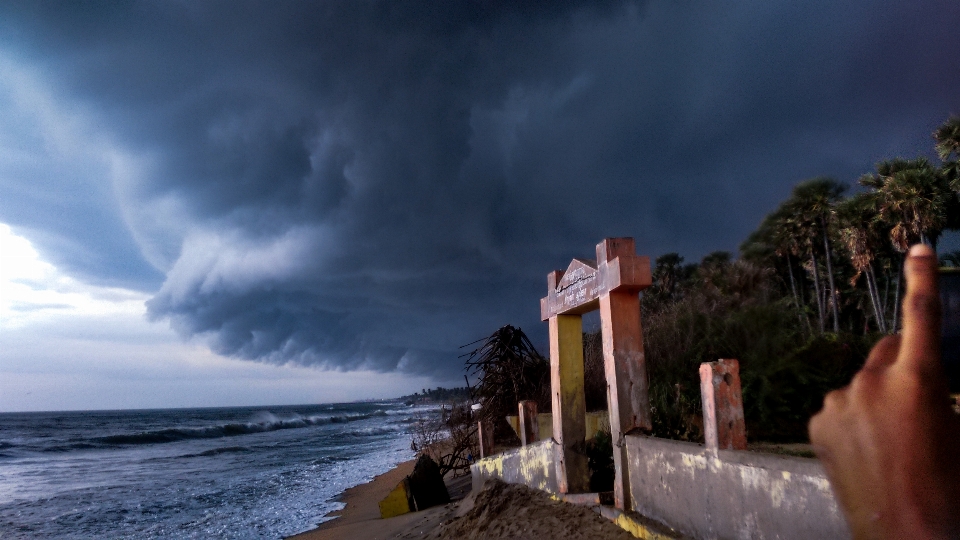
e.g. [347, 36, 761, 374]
[288, 459, 419, 540]
[289, 459, 639, 540]
[288, 459, 465, 540]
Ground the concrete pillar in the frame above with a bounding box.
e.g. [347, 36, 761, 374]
[549, 313, 589, 493]
[599, 291, 651, 509]
[478, 419, 495, 458]
[541, 239, 651, 499]
[699, 359, 747, 453]
[518, 400, 539, 446]
[596, 237, 652, 510]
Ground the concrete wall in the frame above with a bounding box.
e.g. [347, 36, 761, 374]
[469, 430, 847, 539]
[625, 435, 848, 540]
[470, 439, 558, 495]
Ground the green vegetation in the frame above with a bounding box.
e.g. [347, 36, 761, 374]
[586, 428, 615, 492]
[641, 253, 875, 442]
[644, 115, 960, 443]
[459, 116, 960, 447]
[402, 386, 472, 405]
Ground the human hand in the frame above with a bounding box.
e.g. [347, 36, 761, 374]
[809, 244, 960, 539]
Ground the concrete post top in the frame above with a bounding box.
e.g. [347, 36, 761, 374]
[596, 237, 635, 263]
[700, 358, 740, 371]
[541, 237, 651, 320]
[700, 358, 746, 452]
[700, 359, 741, 388]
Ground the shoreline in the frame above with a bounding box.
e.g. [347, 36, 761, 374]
[288, 454, 644, 540]
[287, 459, 417, 540]
[288, 457, 474, 540]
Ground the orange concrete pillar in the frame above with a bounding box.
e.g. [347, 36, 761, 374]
[518, 400, 539, 446]
[599, 291, 651, 509]
[549, 313, 589, 493]
[478, 419, 495, 458]
[699, 359, 747, 453]
[597, 238, 652, 510]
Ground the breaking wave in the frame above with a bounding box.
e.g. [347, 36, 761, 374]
[65, 410, 389, 449]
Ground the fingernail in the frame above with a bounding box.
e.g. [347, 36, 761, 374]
[909, 244, 935, 258]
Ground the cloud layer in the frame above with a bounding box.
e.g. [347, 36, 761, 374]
[1, 1, 958, 377]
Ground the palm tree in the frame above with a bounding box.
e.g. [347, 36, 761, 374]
[789, 178, 846, 333]
[860, 156, 958, 331]
[772, 207, 812, 333]
[741, 206, 810, 333]
[772, 196, 828, 334]
[861, 157, 953, 252]
[934, 117, 960, 232]
[934, 116, 960, 184]
[835, 193, 887, 332]
[642, 252, 691, 318]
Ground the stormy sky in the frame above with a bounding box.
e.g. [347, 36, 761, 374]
[1, 1, 958, 410]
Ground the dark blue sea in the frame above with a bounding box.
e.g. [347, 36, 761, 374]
[0, 402, 428, 539]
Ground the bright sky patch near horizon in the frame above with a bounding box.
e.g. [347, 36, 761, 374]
[0, 1, 958, 411]
[0, 223, 434, 411]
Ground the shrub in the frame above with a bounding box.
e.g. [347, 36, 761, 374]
[643, 258, 878, 442]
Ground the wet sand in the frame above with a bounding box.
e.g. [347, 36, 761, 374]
[288, 459, 413, 540]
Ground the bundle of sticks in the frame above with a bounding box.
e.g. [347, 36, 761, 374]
[461, 325, 549, 425]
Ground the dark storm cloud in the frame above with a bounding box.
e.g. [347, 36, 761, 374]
[1, 1, 958, 378]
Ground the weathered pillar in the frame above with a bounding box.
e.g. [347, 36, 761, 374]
[541, 240, 651, 498]
[597, 238, 652, 510]
[478, 419, 495, 459]
[699, 359, 747, 453]
[518, 400, 539, 446]
[549, 312, 589, 493]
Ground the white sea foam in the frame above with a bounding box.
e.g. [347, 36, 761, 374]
[0, 402, 419, 539]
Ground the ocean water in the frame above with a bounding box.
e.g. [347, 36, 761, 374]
[0, 402, 428, 539]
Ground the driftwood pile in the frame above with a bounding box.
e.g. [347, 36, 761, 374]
[461, 325, 550, 435]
